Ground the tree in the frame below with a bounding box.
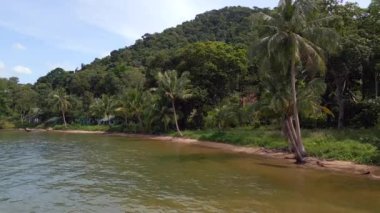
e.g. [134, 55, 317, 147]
[157, 70, 192, 136]
[52, 88, 71, 127]
[365, 0, 380, 98]
[319, 1, 372, 128]
[173, 42, 248, 106]
[117, 88, 145, 128]
[13, 85, 38, 126]
[252, 0, 338, 163]
[326, 35, 371, 128]
[90, 95, 118, 125]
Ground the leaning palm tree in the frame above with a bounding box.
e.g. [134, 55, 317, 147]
[52, 88, 71, 127]
[157, 70, 192, 136]
[252, 0, 338, 163]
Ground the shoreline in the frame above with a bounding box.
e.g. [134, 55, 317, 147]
[21, 128, 380, 180]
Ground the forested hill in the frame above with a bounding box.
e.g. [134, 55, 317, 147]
[1, 1, 379, 135]
[80, 6, 260, 72]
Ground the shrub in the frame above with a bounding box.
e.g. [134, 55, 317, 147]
[0, 119, 15, 129]
[346, 99, 380, 128]
[305, 138, 379, 164]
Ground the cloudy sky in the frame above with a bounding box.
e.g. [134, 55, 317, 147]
[0, 0, 372, 83]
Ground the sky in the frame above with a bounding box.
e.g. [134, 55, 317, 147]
[0, 0, 372, 84]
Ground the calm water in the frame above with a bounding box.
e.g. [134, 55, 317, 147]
[0, 130, 379, 212]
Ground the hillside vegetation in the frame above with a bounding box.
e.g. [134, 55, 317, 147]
[1, 1, 380, 164]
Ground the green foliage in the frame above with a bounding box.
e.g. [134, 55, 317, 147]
[305, 138, 378, 164]
[204, 94, 257, 130]
[116, 88, 162, 133]
[89, 94, 118, 124]
[53, 124, 110, 131]
[156, 70, 193, 101]
[157, 70, 193, 135]
[172, 42, 248, 105]
[178, 127, 286, 149]
[0, 120, 15, 129]
[345, 99, 380, 128]
[181, 127, 380, 164]
[0, 4, 379, 165]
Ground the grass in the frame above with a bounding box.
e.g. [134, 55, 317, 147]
[0, 120, 16, 129]
[176, 127, 380, 165]
[53, 124, 111, 132]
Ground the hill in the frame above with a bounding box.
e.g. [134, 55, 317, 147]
[79, 6, 263, 72]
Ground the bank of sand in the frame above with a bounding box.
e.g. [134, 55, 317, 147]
[25, 128, 380, 180]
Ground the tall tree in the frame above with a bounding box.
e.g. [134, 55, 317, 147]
[157, 70, 192, 136]
[52, 88, 71, 127]
[14, 85, 38, 126]
[367, 0, 380, 98]
[252, 0, 338, 163]
[321, 1, 371, 128]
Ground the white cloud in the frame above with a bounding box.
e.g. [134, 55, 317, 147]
[13, 65, 32, 74]
[76, 0, 198, 40]
[13, 42, 26, 50]
[0, 61, 5, 71]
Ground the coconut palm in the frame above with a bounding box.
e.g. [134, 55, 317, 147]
[157, 70, 192, 136]
[252, 0, 338, 163]
[52, 88, 71, 127]
[116, 88, 145, 128]
[90, 95, 118, 125]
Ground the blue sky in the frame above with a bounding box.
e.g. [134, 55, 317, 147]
[0, 0, 372, 84]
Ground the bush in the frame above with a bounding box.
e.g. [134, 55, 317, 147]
[305, 138, 378, 164]
[0, 119, 15, 129]
[204, 94, 257, 130]
[53, 124, 110, 131]
[345, 99, 380, 128]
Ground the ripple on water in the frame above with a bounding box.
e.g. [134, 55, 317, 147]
[0, 131, 380, 212]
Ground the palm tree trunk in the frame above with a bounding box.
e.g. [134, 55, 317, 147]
[285, 116, 304, 163]
[290, 58, 306, 156]
[171, 99, 183, 136]
[282, 117, 295, 152]
[62, 109, 67, 127]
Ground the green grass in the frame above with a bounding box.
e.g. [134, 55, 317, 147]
[0, 120, 16, 129]
[176, 127, 380, 165]
[53, 124, 111, 132]
[177, 127, 286, 150]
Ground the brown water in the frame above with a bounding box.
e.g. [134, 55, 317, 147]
[0, 130, 379, 212]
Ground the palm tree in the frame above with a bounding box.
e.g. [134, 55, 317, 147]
[116, 88, 145, 129]
[157, 70, 192, 136]
[52, 88, 71, 127]
[90, 95, 117, 126]
[252, 0, 338, 163]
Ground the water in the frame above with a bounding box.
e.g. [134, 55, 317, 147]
[0, 130, 379, 212]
